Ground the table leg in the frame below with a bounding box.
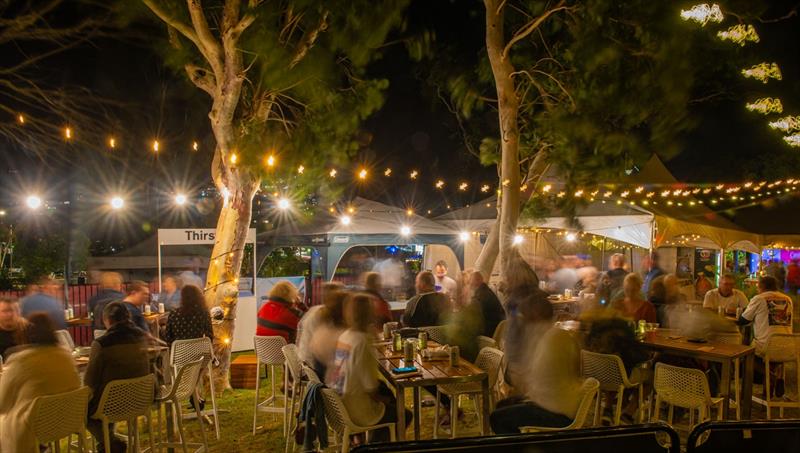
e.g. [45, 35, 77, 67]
[720, 359, 731, 418]
[412, 387, 421, 440]
[480, 377, 490, 435]
[396, 384, 407, 441]
[741, 352, 754, 419]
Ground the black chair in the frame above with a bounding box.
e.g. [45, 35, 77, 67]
[352, 423, 680, 453]
[687, 420, 800, 453]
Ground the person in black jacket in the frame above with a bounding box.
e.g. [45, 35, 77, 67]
[164, 285, 213, 345]
[89, 273, 126, 330]
[401, 271, 449, 327]
[467, 271, 506, 338]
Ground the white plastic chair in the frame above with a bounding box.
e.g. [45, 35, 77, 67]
[477, 335, 497, 352]
[433, 347, 504, 438]
[711, 331, 743, 420]
[752, 333, 800, 419]
[492, 320, 508, 351]
[652, 362, 723, 428]
[55, 329, 75, 351]
[32, 386, 91, 452]
[170, 337, 221, 439]
[581, 350, 646, 425]
[520, 378, 600, 432]
[420, 326, 448, 345]
[152, 357, 208, 452]
[321, 387, 396, 453]
[282, 344, 308, 453]
[90, 374, 155, 453]
[253, 335, 288, 435]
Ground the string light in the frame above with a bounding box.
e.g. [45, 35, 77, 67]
[785, 134, 800, 147]
[746, 98, 783, 114]
[769, 116, 800, 133]
[277, 198, 290, 210]
[384, 168, 392, 177]
[358, 168, 368, 180]
[741, 63, 782, 84]
[459, 182, 468, 191]
[435, 180, 445, 189]
[297, 165, 305, 174]
[108, 137, 116, 149]
[542, 184, 552, 193]
[266, 155, 276, 167]
[717, 24, 759, 46]
[410, 170, 418, 179]
[680, 3, 723, 25]
[192, 141, 199, 151]
[481, 184, 490, 192]
[229, 153, 238, 165]
[64, 127, 72, 140]
[18, 114, 24, 124]
[329, 169, 337, 178]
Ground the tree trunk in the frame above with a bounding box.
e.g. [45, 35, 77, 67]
[474, 221, 500, 279]
[485, 0, 521, 278]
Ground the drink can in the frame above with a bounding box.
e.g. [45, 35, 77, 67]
[158, 303, 165, 314]
[449, 345, 459, 367]
[383, 323, 392, 340]
[393, 332, 403, 352]
[718, 305, 725, 316]
[418, 331, 428, 350]
[64, 309, 71, 320]
[564, 289, 572, 299]
[144, 305, 151, 315]
[68, 307, 74, 319]
[403, 339, 415, 362]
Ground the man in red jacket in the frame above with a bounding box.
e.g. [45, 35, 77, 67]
[256, 281, 302, 343]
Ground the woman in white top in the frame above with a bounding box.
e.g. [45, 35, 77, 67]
[297, 282, 345, 379]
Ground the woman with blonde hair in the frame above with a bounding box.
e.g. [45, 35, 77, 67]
[256, 280, 302, 342]
[615, 273, 656, 323]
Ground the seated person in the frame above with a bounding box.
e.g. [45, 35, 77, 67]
[613, 273, 656, 323]
[490, 295, 584, 433]
[402, 271, 449, 327]
[89, 272, 126, 330]
[20, 278, 67, 329]
[327, 293, 411, 442]
[159, 275, 183, 312]
[84, 302, 150, 453]
[0, 297, 29, 359]
[299, 282, 346, 379]
[703, 273, 748, 316]
[256, 281, 302, 343]
[0, 313, 81, 453]
[449, 271, 506, 362]
[121, 281, 151, 333]
[164, 285, 213, 345]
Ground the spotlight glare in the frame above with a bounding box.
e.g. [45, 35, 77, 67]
[512, 234, 524, 245]
[566, 232, 577, 242]
[26, 195, 42, 209]
[340, 215, 352, 225]
[174, 193, 187, 206]
[459, 231, 470, 242]
[110, 196, 124, 210]
[277, 198, 290, 210]
[400, 225, 411, 237]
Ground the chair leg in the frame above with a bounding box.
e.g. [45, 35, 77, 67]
[175, 403, 189, 453]
[667, 404, 674, 425]
[734, 358, 741, 420]
[102, 420, 111, 453]
[283, 365, 289, 437]
[194, 390, 210, 452]
[765, 358, 772, 420]
[207, 364, 220, 440]
[450, 394, 458, 439]
[342, 428, 351, 453]
[253, 362, 261, 435]
[638, 384, 645, 423]
[652, 395, 660, 422]
[613, 387, 624, 425]
[433, 389, 440, 439]
[593, 390, 602, 426]
[146, 411, 155, 453]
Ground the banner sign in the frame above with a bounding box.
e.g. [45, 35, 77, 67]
[158, 228, 256, 245]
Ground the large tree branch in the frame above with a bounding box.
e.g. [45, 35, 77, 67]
[142, 0, 201, 49]
[289, 10, 329, 69]
[185, 63, 217, 96]
[187, 0, 224, 80]
[502, 1, 567, 60]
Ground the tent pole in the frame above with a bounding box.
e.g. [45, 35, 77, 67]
[601, 238, 606, 271]
[157, 229, 162, 293]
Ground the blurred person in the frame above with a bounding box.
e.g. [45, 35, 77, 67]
[787, 260, 800, 295]
[84, 302, 150, 453]
[613, 273, 656, 323]
[765, 259, 786, 290]
[327, 293, 411, 442]
[122, 281, 151, 333]
[648, 274, 682, 327]
[179, 257, 206, 289]
[159, 275, 183, 312]
[433, 260, 457, 295]
[641, 252, 665, 295]
[576, 264, 599, 294]
[501, 251, 540, 303]
[256, 281, 302, 343]
[703, 273, 748, 315]
[402, 271, 449, 327]
[490, 292, 583, 433]
[551, 256, 579, 293]
[504, 288, 553, 391]
[0, 313, 81, 452]
[595, 272, 613, 308]
[455, 268, 474, 311]
[363, 272, 392, 327]
[737, 276, 793, 354]
[20, 278, 66, 329]
[164, 285, 213, 345]
[299, 282, 346, 378]
[467, 271, 505, 338]
[0, 296, 29, 358]
[695, 273, 713, 299]
[89, 272, 125, 330]
[606, 253, 628, 299]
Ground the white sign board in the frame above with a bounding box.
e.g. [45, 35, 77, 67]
[158, 228, 256, 245]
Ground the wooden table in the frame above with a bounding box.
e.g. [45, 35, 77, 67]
[642, 332, 755, 419]
[373, 340, 489, 441]
[143, 312, 169, 339]
[66, 317, 93, 327]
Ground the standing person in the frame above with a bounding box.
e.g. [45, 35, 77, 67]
[84, 302, 150, 453]
[164, 285, 213, 345]
[159, 275, 183, 312]
[642, 252, 665, 295]
[786, 260, 800, 296]
[606, 254, 628, 299]
[0, 296, 29, 359]
[256, 281, 302, 343]
[363, 272, 392, 328]
[0, 313, 81, 452]
[433, 260, 457, 295]
[401, 271, 449, 327]
[20, 278, 66, 329]
[467, 271, 506, 338]
[121, 281, 151, 333]
[327, 293, 411, 442]
[551, 256, 579, 293]
[614, 273, 657, 323]
[89, 272, 125, 330]
[703, 273, 749, 315]
[737, 276, 793, 354]
[179, 257, 205, 289]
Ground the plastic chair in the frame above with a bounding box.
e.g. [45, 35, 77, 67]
[170, 337, 221, 439]
[420, 326, 448, 345]
[152, 357, 208, 452]
[90, 374, 155, 453]
[581, 350, 646, 425]
[93, 329, 106, 339]
[253, 335, 288, 435]
[55, 329, 75, 351]
[652, 363, 723, 429]
[520, 377, 600, 432]
[31, 386, 91, 452]
[751, 333, 800, 419]
[710, 332, 743, 420]
[433, 347, 504, 438]
[302, 363, 322, 384]
[477, 335, 497, 351]
[492, 320, 508, 351]
[321, 387, 396, 453]
[282, 344, 310, 453]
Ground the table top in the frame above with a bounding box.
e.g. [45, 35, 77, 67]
[66, 317, 93, 327]
[373, 340, 487, 387]
[642, 332, 754, 360]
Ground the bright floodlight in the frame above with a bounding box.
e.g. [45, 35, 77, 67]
[174, 193, 187, 206]
[340, 215, 352, 225]
[459, 231, 470, 242]
[110, 196, 124, 210]
[400, 225, 411, 237]
[566, 232, 577, 242]
[512, 234, 524, 245]
[26, 195, 42, 209]
[277, 198, 290, 210]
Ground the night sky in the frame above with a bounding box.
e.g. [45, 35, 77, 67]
[2, 0, 800, 247]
